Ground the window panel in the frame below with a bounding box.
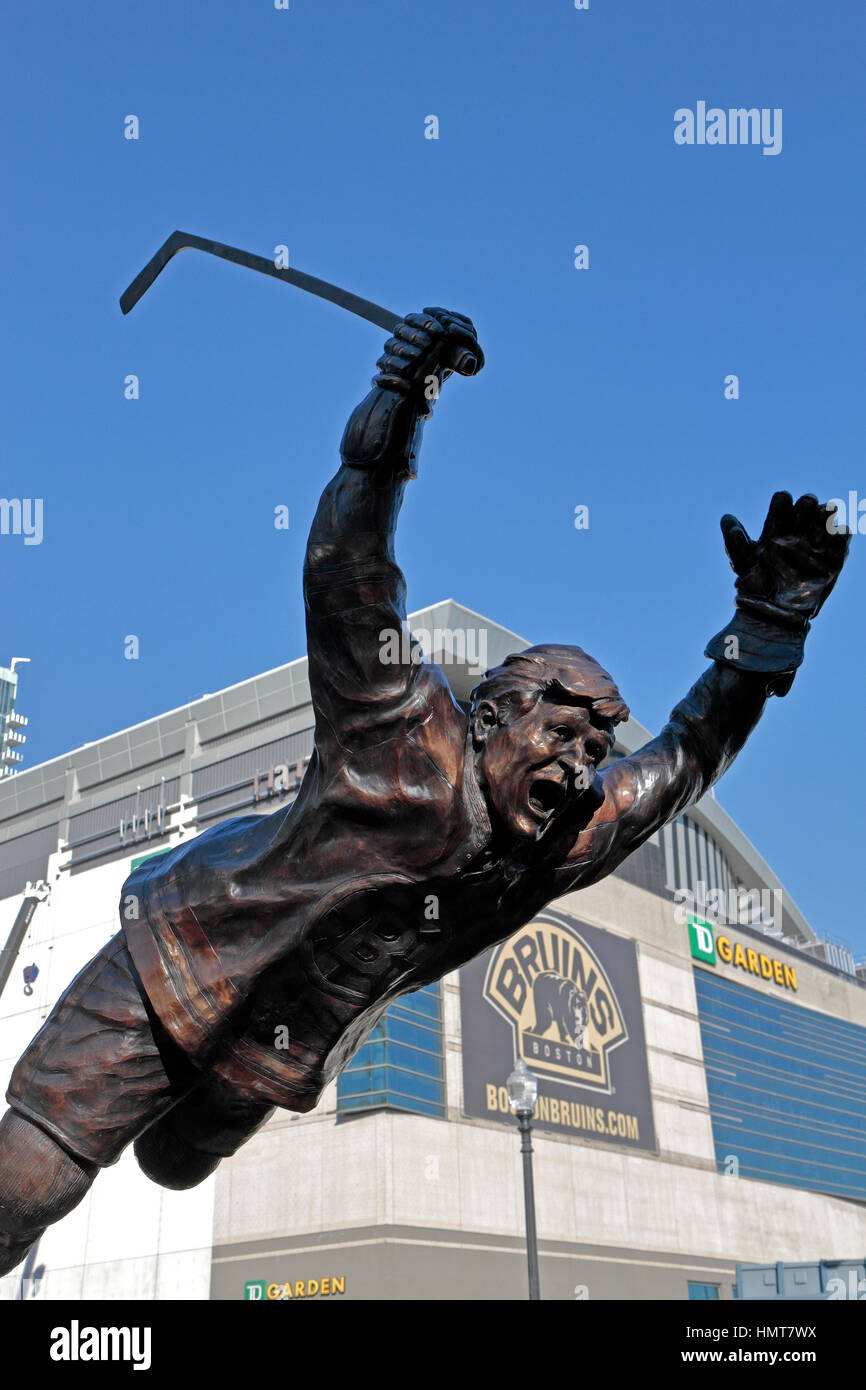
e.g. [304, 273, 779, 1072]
[390, 988, 441, 1023]
[339, 1091, 388, 1112]
[384, 1068, 443, 1105]
[387, 1016, 441, 1051]
[337, 980, 445, 1118]
[694, 970, 866, 1202]
[338, 1065, 388, 1097]
[384, 1040, 443, 1079]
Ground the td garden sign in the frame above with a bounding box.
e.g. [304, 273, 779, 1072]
[687, 915, 798, 991]
[460, 911, 656, 1151]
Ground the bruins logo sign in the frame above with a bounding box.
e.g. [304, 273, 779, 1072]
[484, 916, 628, 1090]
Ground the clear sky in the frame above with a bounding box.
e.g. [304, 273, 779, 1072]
[2, 1, 864, 953]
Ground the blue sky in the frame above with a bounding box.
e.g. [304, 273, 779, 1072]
[2, 1, 864, 952]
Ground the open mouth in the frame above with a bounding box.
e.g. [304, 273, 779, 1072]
[528, 778, 566, 818]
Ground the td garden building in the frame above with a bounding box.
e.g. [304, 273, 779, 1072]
[1, 602, 865, 1302]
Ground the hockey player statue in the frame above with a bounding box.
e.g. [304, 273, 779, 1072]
[0, 304, 850, 1274]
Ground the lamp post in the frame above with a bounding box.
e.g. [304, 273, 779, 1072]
[507, 1057, 541, 1301]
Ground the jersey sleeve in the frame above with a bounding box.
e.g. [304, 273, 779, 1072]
[303, 463, 434, 762]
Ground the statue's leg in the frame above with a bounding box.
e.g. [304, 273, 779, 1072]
[0, 1111, 96, 1277]
[135, 1074, 273, 1191]
[1, 932, 199, 1272]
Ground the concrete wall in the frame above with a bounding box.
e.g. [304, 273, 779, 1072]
[209, 1104, 866, 1300]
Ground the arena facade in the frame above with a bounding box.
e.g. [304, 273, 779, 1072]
[1, 601, 864, 1302]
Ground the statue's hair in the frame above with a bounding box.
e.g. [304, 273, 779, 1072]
[469, 644, 630, 727]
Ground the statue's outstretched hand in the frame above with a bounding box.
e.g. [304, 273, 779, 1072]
[705, 491, 851, 695]
[340, 309, 483, 474]
[374, 308, 484, 401]
[720, 491, 850, 626]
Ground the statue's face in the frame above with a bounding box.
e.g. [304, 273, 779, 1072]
[473, 698, 614, 840]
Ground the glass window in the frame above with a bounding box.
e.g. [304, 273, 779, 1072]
[391, 990, 441, 1023]
[694, 970, 866, 1202]
[338, 1090, 388, 1113]
[337, 981, 445, 1118]
[688, 1282, 720, 1300]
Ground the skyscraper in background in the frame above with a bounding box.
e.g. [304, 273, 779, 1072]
[0, 659, 29, 778]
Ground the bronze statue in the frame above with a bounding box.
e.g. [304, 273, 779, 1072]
[0, 306, 850, 1275]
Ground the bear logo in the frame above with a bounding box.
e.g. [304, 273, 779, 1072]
[530, 971, 588, 1048]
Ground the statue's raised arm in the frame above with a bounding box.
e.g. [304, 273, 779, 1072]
[551, 491, 850, 894]
[302, 309, 483, 763]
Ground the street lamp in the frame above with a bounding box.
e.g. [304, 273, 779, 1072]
[507, 1057, 541, 1300]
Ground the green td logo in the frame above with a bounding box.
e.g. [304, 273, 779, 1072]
[688, 915, 715, 965]
[244, 1280, 266, 1300]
